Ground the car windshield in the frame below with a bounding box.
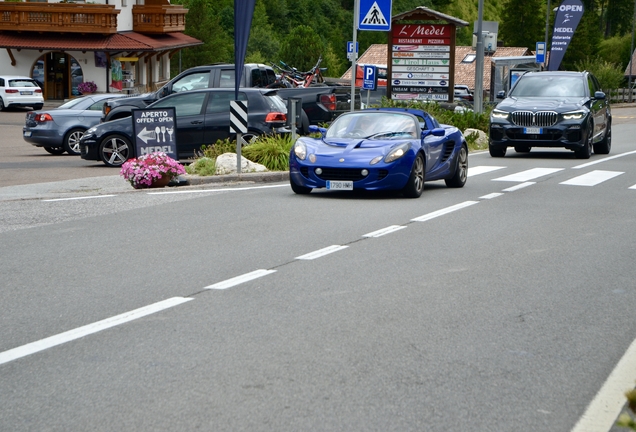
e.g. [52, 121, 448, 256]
[326, 112, 418, 139]
[510, 75, 585, 97]
[57, 97, 90, 110]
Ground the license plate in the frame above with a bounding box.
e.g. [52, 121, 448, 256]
[524, 127, 541, 134]
[21, 91, 33, 95]
[326, 180, 353, 190]
[23, 131, 32, 137]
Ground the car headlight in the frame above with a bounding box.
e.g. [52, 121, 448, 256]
[491, 109, 509, 120]
[293, 141, 307, 160]
[562, 110, 586, 120]
[384, 143, 410, 163]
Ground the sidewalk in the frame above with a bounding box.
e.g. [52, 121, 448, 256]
[0, 171, 290, 202]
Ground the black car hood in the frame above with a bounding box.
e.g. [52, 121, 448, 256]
[497, 97, 587, 113]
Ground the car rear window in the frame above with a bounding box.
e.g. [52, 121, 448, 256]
[9, 79, 38, 88]
[263, 94, 287, 112]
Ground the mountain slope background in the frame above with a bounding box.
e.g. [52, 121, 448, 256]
[172, 0, 633, 87]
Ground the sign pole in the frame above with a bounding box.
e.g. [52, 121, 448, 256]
[351, 0, 359, 112]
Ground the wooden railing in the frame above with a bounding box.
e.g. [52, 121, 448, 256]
[132, 5, 187, 33]
[0, 3, 119, 34]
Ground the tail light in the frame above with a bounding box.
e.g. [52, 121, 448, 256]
[5, 89, 18, 94]
[320, 94, 337, 111]
[35, 113, 54, 122]
[265, 112, 286, 123]
[34, 88, 42, 94]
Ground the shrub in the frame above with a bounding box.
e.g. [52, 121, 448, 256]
[241, 134, 294, 171]
[186, 157, 216, 176]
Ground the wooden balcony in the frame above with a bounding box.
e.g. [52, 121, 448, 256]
[132, 5, 187, 34]
[0, 3, 119, 34]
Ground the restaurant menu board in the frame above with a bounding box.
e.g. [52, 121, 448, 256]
[390, 24, 453, 101]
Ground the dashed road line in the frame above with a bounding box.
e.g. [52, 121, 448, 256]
[295, 245, 349, 260]
[503, 182, 535, 192]
[411, 201, 479, 222]
[362, 225, 407, 238]
[205, 269, 277, 289]
[468, 166, 506, 177]
[0, 297, 193, 366]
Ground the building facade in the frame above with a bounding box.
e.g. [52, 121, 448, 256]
[0, 0, 201, 100]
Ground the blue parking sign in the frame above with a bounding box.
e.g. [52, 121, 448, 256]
[359, 0, 392, 31]
[362, 65, 377, 90]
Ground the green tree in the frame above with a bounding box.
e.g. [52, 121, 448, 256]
[598, 34, 632, 69]
[560, 7, 602, 70]
[172, 0, 232, 74]
[499, 0, 544, 50]
[279, 25, 327, 71]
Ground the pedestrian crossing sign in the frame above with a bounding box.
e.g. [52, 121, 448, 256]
[358, 0, 392, 31]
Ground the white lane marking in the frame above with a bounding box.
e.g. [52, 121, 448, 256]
[0, 297, 193, 366]
[503, 182, 535, 192]
[493, 168, 564, 182]
[296, 245, 348, 260]
[480, 192, 504, 199]
[205, 269, 276, 290]
[411, 201, 478, 222]
[468, 166, 506, 177]
[148, 184, 288, 195]
[573, 150, 636, 169]
[42, 195, 116, 202]
[363, 225, 407, 238]
[560, 170, 624, 186]
[630, 184, 636, 190]
[570, 338, 636, 432]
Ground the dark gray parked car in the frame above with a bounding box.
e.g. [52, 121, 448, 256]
[23, 94, 126, 155]
[80, 88, 292, 167]
[488, 70, 611, 159]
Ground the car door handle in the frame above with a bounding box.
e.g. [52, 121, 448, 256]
[191, 120, 203, 124]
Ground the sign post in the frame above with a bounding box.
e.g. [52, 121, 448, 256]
[230, 100, 248, 174]
[536, 42, 546, 64]
[132, 108, 176, 159]
[362, 64, 377, 107]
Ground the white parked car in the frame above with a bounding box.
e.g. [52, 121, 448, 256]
[0, 76, 44, 111]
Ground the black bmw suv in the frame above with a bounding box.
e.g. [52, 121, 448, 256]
[488, 71, 611, 159]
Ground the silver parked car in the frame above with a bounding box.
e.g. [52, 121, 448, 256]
[23, 93, 126, 155]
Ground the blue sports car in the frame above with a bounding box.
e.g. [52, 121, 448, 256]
[289, 108, 468, 198]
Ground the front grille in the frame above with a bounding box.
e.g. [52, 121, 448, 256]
[315, 168, 368, 181]
[511, 111, 558, 127]
[377, 170, 389, 181]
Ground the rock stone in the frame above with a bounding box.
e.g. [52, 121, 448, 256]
[463, 128, 488, 147]
[215, 153, 268, 175]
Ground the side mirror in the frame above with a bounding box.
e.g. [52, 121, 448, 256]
[497, 90, 506, 99]
[308, 125, 327, 136]
[422, 128, 445, 138]
[594, 91, 606, 100]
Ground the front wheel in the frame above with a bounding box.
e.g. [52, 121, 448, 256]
[290, 178, 312, 194]
[445, 145, 468, 188]
[593, 124, 611, 154]
[489, 145, 506, 157]
[99, 134, 132, 167]
[402, 153, 425, 198]
[574, 122, 593, 159]
[63, 128, 84, 155]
